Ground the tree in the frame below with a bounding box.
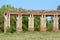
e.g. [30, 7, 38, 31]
[57, 5, 60, 10]
[0, 5, 16, 33]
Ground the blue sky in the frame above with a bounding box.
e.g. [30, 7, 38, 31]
[0, 0, 60, 20]
[0, 0, 60, 10]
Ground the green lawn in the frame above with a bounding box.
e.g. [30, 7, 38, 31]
[0, 31, 60, 40]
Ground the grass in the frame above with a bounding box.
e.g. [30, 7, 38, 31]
[0, 31, 60, 40]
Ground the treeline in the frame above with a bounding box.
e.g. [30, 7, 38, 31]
[0, 5, 60, 33]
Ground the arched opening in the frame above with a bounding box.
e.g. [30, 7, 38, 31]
[0, 16, 4, 33]
[34, 15, 40, 31]
[46, 16, 53, 31]
[9, 14, 16, 33]
[58, 16, 60, 30]
[22, 15, 28, 32]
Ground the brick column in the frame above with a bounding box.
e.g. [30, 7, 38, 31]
[4, 14, 10, 33]
[53, 15, 59, 32]
[16, 14, 22, 32]
[28, 14, 34, 31]
[40, 15, 46, 32]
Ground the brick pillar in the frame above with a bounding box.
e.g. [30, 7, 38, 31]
[40, 15, 46, 32]
[28, 14, 34, 31]
[4, 14, 10, 33]
[53, 15, 59, 32]
[16, 14, 22, 32]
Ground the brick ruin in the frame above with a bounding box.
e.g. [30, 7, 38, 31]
[4, 9, 60, 33]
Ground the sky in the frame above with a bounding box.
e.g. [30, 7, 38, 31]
[0, 0, 60, 20]
[0, 0, 60, 10]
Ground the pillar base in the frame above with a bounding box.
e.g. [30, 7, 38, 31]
[41, 27, 46, 32]
[4, 26, 7, 33]
[16, 27, 22, 32]
[53, 27, 59, 32]
[28, 28, 34, 31]
[4, 26, 10, 33]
